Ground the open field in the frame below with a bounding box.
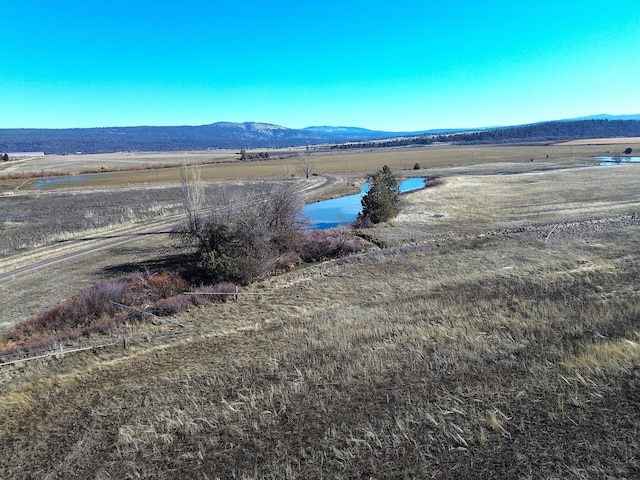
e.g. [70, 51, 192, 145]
[560, 137, 640, 145]
[2, 140, 639, 191]
[0, 176, 334, 331]
[1, 148, 640, 478]
[0, 150, 239, 175]
[0, 186, 184, 264]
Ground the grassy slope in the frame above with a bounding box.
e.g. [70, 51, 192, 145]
[1, 165, 640, 479]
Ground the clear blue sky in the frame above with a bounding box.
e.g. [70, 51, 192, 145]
[2, 0, 640, 131]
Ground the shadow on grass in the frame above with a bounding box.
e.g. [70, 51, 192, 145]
[101, 253, 196, 276]
[54, 231, 173, 244]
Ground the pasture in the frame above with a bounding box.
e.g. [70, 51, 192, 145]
[1, 143, 639, 478]
[2, 139, 639, 191]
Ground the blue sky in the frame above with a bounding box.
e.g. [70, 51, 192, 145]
[2, 1, 640, 131]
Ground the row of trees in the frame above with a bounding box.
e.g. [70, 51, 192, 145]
[332, 120, 640, 150]
[239, 149, 270, 160]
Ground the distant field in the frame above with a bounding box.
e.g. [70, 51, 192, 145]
[0, 150, 238, 173]
[1, 141, 635, 191]
[559, 137, 640, 145]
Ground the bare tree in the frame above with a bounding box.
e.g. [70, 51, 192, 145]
[300, 152, 316, 179]
[283, 164, 294, 178]
[177, 178, 308, 283]
[180, 163, 205, 247]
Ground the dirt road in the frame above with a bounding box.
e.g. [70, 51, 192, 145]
[0, 175, 338, 285]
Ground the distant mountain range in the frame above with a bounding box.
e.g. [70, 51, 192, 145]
[1, 115, 639, 154]
[302, 126, 467, 141]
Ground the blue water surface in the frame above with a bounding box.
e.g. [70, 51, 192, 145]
[598, 156, 640, 166]
[305, 177, 426, 230]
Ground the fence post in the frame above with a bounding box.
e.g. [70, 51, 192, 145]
[235, 285, 239, 302]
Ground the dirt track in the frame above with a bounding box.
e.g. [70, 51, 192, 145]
[0, 175, 337, 284]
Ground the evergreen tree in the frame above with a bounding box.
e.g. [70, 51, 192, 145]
[357, 165, 399, 225]
[380, 165, 399, 201]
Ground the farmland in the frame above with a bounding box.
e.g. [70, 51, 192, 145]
[2, 140, 638, 190]
[1, 142, 640, 478]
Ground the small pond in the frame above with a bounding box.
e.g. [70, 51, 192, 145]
[598, 156, 640, 166]
[33, 175, 87, 189]
[305, 177, 426, 230]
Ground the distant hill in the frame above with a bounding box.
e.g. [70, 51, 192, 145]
[303, 126, 469, 141]
[0, 123, 438, 154]
[0, 122, 333, 155]
[1, 117, 639, 154]
[332, 119, 640, 151]
[560, 113, 640, 122]
[436, 119, 640, 145]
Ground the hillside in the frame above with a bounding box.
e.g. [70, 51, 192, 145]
[441, 119, 640, 144]
[333, 119, 640, 150]
[2, 117, 640, 154]
[0, 122, 419, 155]
[0, 122, 330, 154]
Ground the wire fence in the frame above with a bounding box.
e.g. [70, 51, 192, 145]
[0, 329, 188, 367]
[1, 291, 275, 368]
[0, 300, 193, 367]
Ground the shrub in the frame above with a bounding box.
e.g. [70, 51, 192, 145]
[143, 271, 188, 300]
[273, 251, 303, 270]
[151, 295, 192, 316]
[300, 227, 362, 262]
[177, 178, 307, 284]
[413, 162, 420, 170]
[0, 270, 244, 356]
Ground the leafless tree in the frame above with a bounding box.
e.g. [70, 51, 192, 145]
[283, 164, 294, 178]
[177, 178, 308, 283]
[180, 163, 205, 246]
[300, 152, 316, 179]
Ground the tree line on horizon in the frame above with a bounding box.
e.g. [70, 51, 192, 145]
[332, 119, 640, 150]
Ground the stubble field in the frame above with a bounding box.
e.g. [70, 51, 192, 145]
[1, 144, 639, 479]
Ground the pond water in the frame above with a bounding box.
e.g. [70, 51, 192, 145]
[598, 156, 640, 166]
[305, 177, 426, 230]
[33, 175, 87, 189]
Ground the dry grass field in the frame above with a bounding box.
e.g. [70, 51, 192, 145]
[2, 139, 639, 191]
[1, 148, 639, 478]
[560, 137, 640, 145]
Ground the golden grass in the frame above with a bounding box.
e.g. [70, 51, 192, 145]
[0, 141, 629, 191]
[372, 164, 640, 245]
[1, 158, 640, 478]
[559, 137, 640, 145]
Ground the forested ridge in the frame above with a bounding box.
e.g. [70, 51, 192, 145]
[334, 119, 640, 149]
[2, 119, 640, 154]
